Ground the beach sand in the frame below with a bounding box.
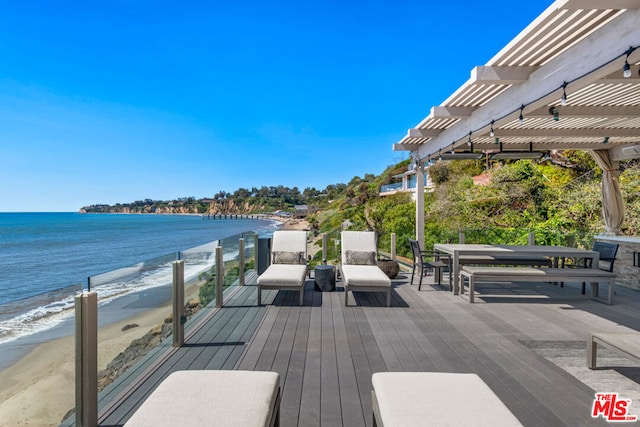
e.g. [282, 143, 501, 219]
[0, 217, 310, 426]
[0, 304, 172, 427]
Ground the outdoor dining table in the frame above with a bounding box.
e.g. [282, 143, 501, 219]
[433, 244, 600, 294]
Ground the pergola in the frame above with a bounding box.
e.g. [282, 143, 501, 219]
[393, 0, 640, 247]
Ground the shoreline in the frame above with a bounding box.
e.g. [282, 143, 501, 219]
[0, 216, 310, 426]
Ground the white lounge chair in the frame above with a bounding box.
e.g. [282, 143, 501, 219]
[257, 230, 308, 305]
[340, 231, 391, 307]
[124, 370, 281, 427]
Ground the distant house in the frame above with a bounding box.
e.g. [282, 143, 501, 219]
[294, 205, 308, 218]
[379, 169, 433, 200]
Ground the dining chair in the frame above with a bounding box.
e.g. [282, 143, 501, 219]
[409, 239, 452, 291]
[561, 241, 618, 294]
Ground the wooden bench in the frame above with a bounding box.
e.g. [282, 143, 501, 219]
[124, 370, 281, 427]
[588, 332, 640, 369]
[459, 266, 616, 304]
[371, 372, 523, 426]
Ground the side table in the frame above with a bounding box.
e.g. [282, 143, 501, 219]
[314, 265, 336, 292]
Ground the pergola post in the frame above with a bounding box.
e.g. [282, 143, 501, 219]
[414, 153, 425, 249]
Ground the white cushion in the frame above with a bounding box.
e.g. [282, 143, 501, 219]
[342, 265, 390, 287]
[124, 370, 279, 427]
[271, 230, 307, 254]
[258, 264, 307, 287]
[341, 231, 377, 264]
[372, 372, 522, 427]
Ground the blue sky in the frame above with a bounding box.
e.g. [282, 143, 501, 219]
[0, 0, 549, 212]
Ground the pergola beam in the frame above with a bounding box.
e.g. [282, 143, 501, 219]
[407, 128, 442, 138]
[393, 143, 416, 151]
[494, 128, 639, 137]
[472, 141, 622, 150]
[471, 66, 539, 84]
[430, 106, 475, 118]
[526, 105, 640, 118]
[561, 0, 640, 10]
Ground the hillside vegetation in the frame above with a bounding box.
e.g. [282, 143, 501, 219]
[306, 154, 640, 263]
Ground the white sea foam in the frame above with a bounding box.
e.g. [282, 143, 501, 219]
[0, 252, 218, 345]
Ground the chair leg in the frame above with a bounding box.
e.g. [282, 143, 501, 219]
[299, 288, 304, 305]
[436, 267, 442, 285]
[411, 265, 416, 285]
[418, 269, 423, 291]
[386, 288, 391, 307]
[345, 287, 349, 306]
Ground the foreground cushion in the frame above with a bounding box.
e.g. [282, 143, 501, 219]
[124, 370, 280, 427]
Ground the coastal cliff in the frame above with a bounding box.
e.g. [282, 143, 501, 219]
[80, 198, 268, 215]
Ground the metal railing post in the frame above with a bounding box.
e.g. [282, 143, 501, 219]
[216, 246, 224, 308]
[254, 234, 259, 274]
[391, 233, 397, 260]
[75, 291, 97, 427]
[528, 232, 535, 246]
[322, 233, 328, 264]
[173, 260, 185, 347]
[239, 238, 245, 286]
[459, 232, 465, 244]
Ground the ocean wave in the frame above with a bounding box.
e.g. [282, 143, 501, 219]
[0, 253, 217, 345]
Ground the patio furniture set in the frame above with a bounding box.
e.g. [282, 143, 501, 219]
[257, 229, 392, 307]
[256, 229, 619, 306]
[430, 241, 618, 305]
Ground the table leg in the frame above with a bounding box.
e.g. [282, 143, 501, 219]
[590, 253, 600, 298]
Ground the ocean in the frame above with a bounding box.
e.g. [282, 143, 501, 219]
[0, 212, 276, 353]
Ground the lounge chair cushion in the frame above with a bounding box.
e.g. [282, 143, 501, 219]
[257, 264, 307, 288]
[345, 250, 377, 265]
[272, 251, 305, 264]
[341, 265, 390, 287]
[372, 372, 522, 426]
[124, 370, 280, 427]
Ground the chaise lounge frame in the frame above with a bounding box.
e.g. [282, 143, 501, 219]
[257, 230, 308, 306]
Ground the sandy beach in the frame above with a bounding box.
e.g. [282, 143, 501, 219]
[0, 303, 172, 427]
[0, 216, 309, 427]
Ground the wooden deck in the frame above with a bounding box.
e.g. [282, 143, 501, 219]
[69, 271, 640, 426]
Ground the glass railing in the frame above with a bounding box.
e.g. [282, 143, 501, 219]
[437, 227, 592, 248]
[0, 227, 262, 426]
[380, 182, 404, 193]
[381, 174, 432, 194]
[378, 226, 594, 261]
[91, 230, 259, 397]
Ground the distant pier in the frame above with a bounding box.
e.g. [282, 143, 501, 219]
[202, 214, 266, 220]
